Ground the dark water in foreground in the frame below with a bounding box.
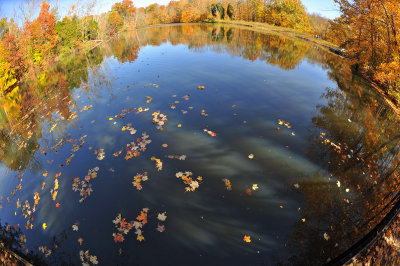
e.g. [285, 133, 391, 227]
[0, 24, 399, 265]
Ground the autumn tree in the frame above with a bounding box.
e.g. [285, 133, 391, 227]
[308, 13, 330, 39]
[334, 0, 400, 97]
[266, 0, 311, 32]
[112, 0, 136, 25]
[23, 1, 57, 65]
[108, 11, 123, 34]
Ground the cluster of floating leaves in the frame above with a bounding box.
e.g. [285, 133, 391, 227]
[203, 129, 216, 137]
[79, 250, 98, 265]
[167, 154, 186, 160]
[176, 171, 202, 192]
[143, 83, 159, 88]
[135, 107, 149, 114]
[112, 208, 151, 243]
[94, 149, 105, 160]
[112, 214, 135, 243]
[150, 157, 163, 171]
[132, 172, 148, 190]
[116, 108, 135, 119]
[277, 119, 295, 135]
[51, 173, 61, 201]
[133, 208, 149, 242]
[38, 245, 52, 257]
[152, 111, 168, 130]
[72, 167, 99, 203]
[200, 109, 208, 117]
[121, 124, 137, 135]
[156, 212, 167, 233]
[17, 192, 40, 230]
[72, 135, 87, 153]
[124, 133, 151, 160]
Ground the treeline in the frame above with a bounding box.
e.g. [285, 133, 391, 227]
[135, 0, 312, 33]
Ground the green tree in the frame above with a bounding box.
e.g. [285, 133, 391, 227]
[55, 16, 81, 48]
[227, 4, 234, 20]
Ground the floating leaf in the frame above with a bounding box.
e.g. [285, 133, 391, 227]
[223, 178, 232, 190]
[156, 224, 165, 232]
[157, 212, 167, 222]
[243, 235, 251, 243]
[246, 189, 252, 196]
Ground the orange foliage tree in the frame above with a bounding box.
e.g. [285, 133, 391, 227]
[112, 0, 137, 25]
[334, 0, 400, 96]
[22, 1, 57, 65]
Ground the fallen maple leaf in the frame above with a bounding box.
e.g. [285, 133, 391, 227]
[157, 212, 167, 222]
[156, 224, 165, 232]
[243, 235, 251, 243]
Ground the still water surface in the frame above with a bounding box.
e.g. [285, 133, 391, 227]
[0, 24, 399, 265]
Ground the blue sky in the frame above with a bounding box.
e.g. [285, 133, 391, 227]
[0, 0, 340, 23]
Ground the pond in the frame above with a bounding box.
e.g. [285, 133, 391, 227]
[0, 24, 400, 265]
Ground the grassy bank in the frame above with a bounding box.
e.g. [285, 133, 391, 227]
[203, 19, 338, 51]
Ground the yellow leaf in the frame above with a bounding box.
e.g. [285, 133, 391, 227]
[177, 124, 181, 128]
[43, 172, 48, 177]
[52, 191, 58, 201]
[109, 117, 113, 120]
[243, 235, 251, 243]
[137, 235, 145, 242]
[50, 123, 57, 133]
[42, 223, 47, 230]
